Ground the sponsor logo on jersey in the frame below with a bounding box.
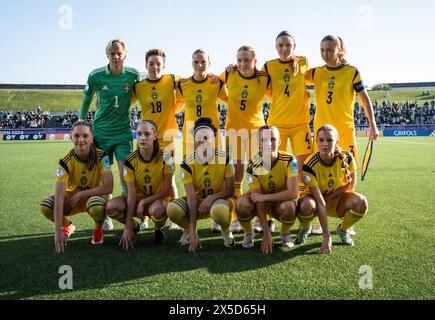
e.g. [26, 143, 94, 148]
[102, 85, 109, 91]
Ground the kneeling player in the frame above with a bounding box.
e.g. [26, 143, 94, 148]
[297, 124, 368, 253]
[236, 125, 299, 253]
[167, 118, 235, 253]
[40, 121, 114, 253]
[105, 120, 174, 249]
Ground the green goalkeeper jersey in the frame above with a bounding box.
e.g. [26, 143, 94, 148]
[79, 64, 141, 141]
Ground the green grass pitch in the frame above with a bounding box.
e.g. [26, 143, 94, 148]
[0, 137, 434, 300]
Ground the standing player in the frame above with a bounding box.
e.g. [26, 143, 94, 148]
[304, 35, 379, 234]
[297, 124, 368, 252]
[176, 49, 228, 156]
[262, 31, 312, 176]
[105, 120, 174, 248]
[40, 121, 114, 253]
[236, 125, 299, 253]
[166, 118, 235, 253]
[79, 39, 140, 231]
[220, 45, 269, 233]
[133, 49, 181, 230]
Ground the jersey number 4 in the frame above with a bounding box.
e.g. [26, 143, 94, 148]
[284, 85, 290, 97]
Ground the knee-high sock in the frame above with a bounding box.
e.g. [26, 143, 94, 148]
[87, 196, 106, 229]
[210, 201, 231, 232]
[40, 197, 69, 227]
[166, 199, 189, 230]
[340, 210, 366, 230]
[297, 211, 315, 230]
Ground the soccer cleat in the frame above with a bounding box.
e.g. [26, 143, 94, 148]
[222, 231, 235, 247]
[91, 228, 104, 245]
[253, 219, 262, 233]
[169, 223, 182, 231]
[102, 217, 114, 231]
[311, 222, 323, 234]
[210, 222, 221, 233]
[280, 232, 295, 248]
[242, 232, 255, 249]
[178, 230, 190, 246]
[268, 220, 276, 233]
[230, 220, 242, 233]
[154, 229, 166, 243]
[347, 226, 356, 236]
[62, 222, 76, 239]
[296, 226, 312, 244]
[139, 219, 149, 231]
[336, 225, 354, 246]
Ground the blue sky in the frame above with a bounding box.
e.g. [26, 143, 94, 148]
[1, 0, 434, 87]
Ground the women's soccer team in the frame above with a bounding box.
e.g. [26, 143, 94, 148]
[40, 31, 379, 254]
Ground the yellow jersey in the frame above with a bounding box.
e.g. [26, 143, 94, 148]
[56, 148, 112, 193]
[302, 151, 356, 195]
[123, 150, 174, 200]
[133, 74, 180, 141]
[246, 151, 298, 193]
[220, 70, 268, 130]
[305, 64, 365, 131]
[262, 57, 310, 127]
[180, 150, 235, 200]
[176, 76, 228, 130]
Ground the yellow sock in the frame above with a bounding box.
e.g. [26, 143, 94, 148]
[238, 217, 253, 233]
[151, 214, 167, 230]
[87, 196, 106, 229]
[279, 217, 296, 234]
[166, 199, 189, 229]
[210, 200, 231, 232]
[40, 197, 70, 227]
[297, 211, 315, 230]
[340, 210, 366, 230]
[234, 182, 242, 197]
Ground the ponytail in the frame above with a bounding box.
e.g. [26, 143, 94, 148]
[321, 35, 348, 65]
[334, 146, 351, 183]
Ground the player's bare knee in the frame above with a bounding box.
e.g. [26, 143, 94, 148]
[299, 198, 316, 215]
[278, 201, 296, 218]
[356, 195, 368, 213]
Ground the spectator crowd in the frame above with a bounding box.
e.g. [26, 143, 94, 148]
[1, 100, 434, 130]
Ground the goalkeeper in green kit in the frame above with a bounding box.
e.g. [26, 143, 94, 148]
[79, 39, 140, 231]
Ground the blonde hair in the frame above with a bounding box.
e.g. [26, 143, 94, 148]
[321, 35, 347, 65]
[316, 124, 351, 182]
[276, 30, 299, 75]
[105, 39, 128, 56]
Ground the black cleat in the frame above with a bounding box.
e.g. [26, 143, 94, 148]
[154, 228, 166, 243]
